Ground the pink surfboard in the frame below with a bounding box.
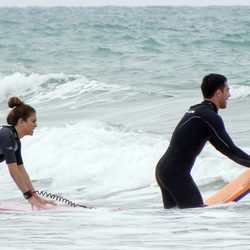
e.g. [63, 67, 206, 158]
[0, 203, 84, 212]
[0, 203, 121, 212]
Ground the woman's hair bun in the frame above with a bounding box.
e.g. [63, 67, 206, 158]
[8, 96, 24, 109]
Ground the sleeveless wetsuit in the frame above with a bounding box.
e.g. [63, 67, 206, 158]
[0, 126, 23, 165]
[155, 100, 250, 209]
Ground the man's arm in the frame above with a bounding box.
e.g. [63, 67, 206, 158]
[208, 116, 250, 167]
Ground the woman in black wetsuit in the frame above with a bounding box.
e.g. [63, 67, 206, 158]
[155, 74, 250, 209]
[0, 97, 56, 209]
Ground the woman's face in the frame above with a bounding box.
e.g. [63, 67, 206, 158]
[22, 113, 37, 136]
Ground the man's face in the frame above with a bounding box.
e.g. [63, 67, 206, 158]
[218, 81, 231, 109]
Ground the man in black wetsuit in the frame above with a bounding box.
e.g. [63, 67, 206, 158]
[155, 73, 250, 209]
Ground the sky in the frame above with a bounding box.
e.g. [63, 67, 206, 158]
[0, 0, 249, 7]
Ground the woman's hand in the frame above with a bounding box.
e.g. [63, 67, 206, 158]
[27, 196, 46, 210]
[35, 196, 57, 206]
[32, 192, 57, 206]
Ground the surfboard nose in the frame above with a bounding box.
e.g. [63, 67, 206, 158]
[205, 169, 250, 205]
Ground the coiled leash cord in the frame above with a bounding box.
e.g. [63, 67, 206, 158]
[34, 190, 93, 209]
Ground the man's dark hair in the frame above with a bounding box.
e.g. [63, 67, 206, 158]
[201, 73, 227, 98]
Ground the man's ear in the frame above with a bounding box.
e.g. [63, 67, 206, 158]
[215, 89, 222, 98]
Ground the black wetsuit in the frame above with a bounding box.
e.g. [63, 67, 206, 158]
[0, 126, 23, 165]
[155, 100, 250, 209]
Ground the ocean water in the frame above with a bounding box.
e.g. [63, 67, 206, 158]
[1, 6, 250, 249]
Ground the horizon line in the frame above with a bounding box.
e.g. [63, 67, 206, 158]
[0, 4, 249, 7]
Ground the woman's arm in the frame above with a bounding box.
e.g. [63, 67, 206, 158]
[7, 163, 44, 208]
[18, 164, 56, 206]
[16, 164, 35, 193]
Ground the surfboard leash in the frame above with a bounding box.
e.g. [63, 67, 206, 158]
[34, 190, 94, 209]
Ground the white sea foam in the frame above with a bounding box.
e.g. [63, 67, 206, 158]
[17, 121, 165, 198]
[1, 73, 249, 111]
[0, 72, 134, 108]
[229, 84, 250, 99]
[0, 119, 246, 203]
